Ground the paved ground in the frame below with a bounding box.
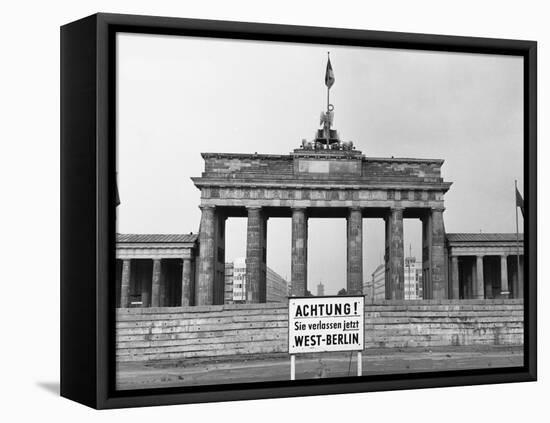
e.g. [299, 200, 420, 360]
[116, 345, 523, 390]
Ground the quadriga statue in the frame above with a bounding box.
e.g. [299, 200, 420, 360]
[341, 140, 354, 151]
[301, 139, 315, 150]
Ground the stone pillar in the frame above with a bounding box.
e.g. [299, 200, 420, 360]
[385, 208, 404, 300]
[159, 268, 167, 307]
[120, 259, 131, 308]
[181, 258, 192, 306]
[151, 259, 162, 307]
[430, 208, 447, 299]
[347, 207, 363, 295]
[475, 255, 484, 299]
[469, 259, 476, 299]
[451, 256, 459, 299]
[197, 205, 216, 305]
[246, 206, 267, 303]
[291, 208, 308, 296]
[141, 281, 150, 308]
[518, 256, 524, 298]
[499, 255, 509, 298]
[421, 214, 432, 299]
[511, 257, 518, 298]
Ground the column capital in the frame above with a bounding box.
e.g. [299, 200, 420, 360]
[199, 204, 215, 211]
[246, 205, 262, 210]
[391, 206, 405, 211]
[432, 206, 446, 212]
[291, 207, 308, 217]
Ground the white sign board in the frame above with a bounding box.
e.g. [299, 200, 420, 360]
[288, 296, 364, 354]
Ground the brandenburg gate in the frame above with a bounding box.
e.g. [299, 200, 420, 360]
[191, 112, 452, 305]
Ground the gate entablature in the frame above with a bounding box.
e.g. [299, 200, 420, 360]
[192, 150, 451, 211]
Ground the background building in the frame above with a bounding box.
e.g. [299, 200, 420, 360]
[316, 282, 325, 296]
[364, 263, 386, 302]
[225, 257, 288, 304]
[224, 257, 247, 304]
[364, 257, 422, 301]
[404, 256, 423, 300]
[266, 266, 290, 303]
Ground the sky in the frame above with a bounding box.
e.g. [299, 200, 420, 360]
[116, 33, 524, 295]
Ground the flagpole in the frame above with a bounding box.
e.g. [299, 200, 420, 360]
[327, 52, 330, 112]
[326, 52, 330, 149]
[515, 179, 520, 294]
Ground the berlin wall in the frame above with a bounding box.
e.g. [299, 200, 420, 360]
[116, 299, 523, 362]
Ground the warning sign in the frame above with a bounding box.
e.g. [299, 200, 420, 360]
[288, 296, 364, 354]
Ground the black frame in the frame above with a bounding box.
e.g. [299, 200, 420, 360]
[60, 12, 537, 409]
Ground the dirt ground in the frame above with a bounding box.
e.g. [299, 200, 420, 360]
[116, 345, 523, 390]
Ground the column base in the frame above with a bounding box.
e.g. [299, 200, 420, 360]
[499, 291, 510, 299]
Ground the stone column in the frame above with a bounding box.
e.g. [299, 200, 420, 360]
[451, 256, 459, 300]
[141, 281, 150, 308]
[181, 258, 192, 306]
[430, 208, 447, 299]
[518, 256, 524, 298]
[475, 255, 485, 299]
[385, 208, 404, 300]
[468, 259, 476, 299]
[151, 259, 162, 307]
[120, 259, 131, 308]
[499, 255, 509, 299]
[291, 208, 308, 296]
[421, 214, 432, 299]
[347, 207, 363, 295]
[214, 214, 227, 305]
[197, 205, 216, 305]
[246, 206, 267, 303]
[159, 269, 167, 307]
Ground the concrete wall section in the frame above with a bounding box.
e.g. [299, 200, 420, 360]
[116, 300, 523, 362]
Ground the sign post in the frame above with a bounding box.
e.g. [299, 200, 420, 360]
[288, 296, 364, 380]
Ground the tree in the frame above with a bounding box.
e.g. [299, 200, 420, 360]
[337, 288, 347, 296]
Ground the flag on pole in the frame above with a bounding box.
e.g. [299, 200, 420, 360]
[515, 186, 524, 218]
[115, 172, 121, 207]
[325, 57, 335, 89]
